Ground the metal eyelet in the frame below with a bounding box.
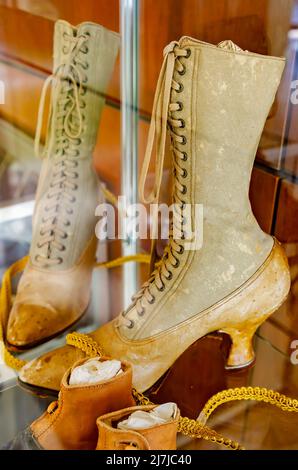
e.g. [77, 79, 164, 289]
[60, 246, 66, 252]
[84, 47, 89, 54]
[82, 62, 89, 70]
[181, 185, 187, 195]
[148, 296, 155, 305]
[127, 319, 134, 329]
[182, 152, 188, 161]
[137, 308, 145, 317]
[179, 245, 184, 254]
[182, 168, 188, 178]
[158, 284, 165, 292]
[181, 136, 187, 145]
[178, 65, 186, 76]
[176, 101, 183, 111]
[173, 259, 180, 268]
[185, 48, 191, 58]
[179, 119, 185, 129]
[84, 31, 91, 37]
[58, 257, 63, 264]
[166, 271, 173, 280]
[177, 83, 184, 93]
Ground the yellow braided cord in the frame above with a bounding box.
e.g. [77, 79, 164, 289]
[131, 387, 243, 450]
[0, 256, 29, 370]
[66, 332, 104, 357]
[101, 186, 119, 208]
[95, 254, 151, 270]
[199, 386, 298, 425]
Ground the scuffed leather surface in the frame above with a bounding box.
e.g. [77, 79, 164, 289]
[6, 236, 97, 346]
[121, 37, 286, 339]
[3, 428, 42, 450]
[19, 241, 291, 392]
[30, 357, 135, 450]
[96, 405, 179, 450]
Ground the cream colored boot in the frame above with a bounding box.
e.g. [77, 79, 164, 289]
[19, 37, 290, 393]
[6, 21, 119, 348]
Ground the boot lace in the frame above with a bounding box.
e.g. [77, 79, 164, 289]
[33, 30, 90, 267]
[120, 42, 191, 328]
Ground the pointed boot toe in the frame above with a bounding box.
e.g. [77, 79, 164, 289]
[7, 304, 57, 348]
[19, 345, 84, 393]
[7, 303, 74, 349]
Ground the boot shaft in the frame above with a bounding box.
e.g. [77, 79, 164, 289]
[168, 37, 285, 220]
[96, 405, 179, 450]
[50, 20, 119, 156]
[30, 21, 119, 270]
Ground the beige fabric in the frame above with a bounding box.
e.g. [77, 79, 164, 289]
[120, 37, 286, 339]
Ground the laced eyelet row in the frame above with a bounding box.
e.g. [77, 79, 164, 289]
[35, 31, 90, 268]
[121, 45, 192, 328]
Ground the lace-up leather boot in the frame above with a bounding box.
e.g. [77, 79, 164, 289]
[6, 357, 135, 450]
[6, 20, 119, 348]
[96, 405, 180, 450]
[20, 38, 290, 393]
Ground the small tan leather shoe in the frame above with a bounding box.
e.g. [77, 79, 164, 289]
[96, 404, 180, 450]
[7, 357, 135, 450]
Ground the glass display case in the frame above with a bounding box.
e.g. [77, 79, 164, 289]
[0, 0, 298, 452]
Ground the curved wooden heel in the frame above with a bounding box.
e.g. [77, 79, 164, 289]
[223, 326, 257, 370]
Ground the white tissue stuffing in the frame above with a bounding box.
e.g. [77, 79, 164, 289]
[69, 358, 122, 386]
[117, 403, 177, 430]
